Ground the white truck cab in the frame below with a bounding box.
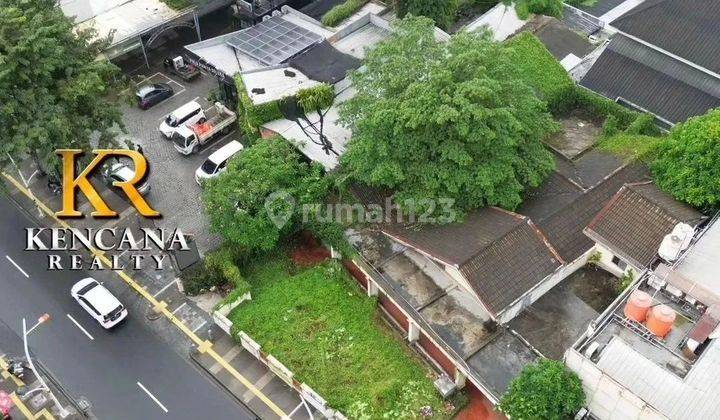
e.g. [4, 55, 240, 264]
[172, 102, 237, 155]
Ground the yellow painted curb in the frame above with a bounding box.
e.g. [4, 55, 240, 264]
[10, 393, 35, 420]
[2, 172, 287, 418]
[35, 408, 55, 420]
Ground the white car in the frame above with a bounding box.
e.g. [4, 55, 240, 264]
[103, 162, 150, 195]
[71, 278, 128, 329]
[195, 140, 244, 185]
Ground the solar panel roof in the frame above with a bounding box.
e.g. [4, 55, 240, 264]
[226, 16, 324, 66]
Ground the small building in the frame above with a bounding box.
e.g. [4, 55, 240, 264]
[585, 181, 705, 277]
[567, 214, 720, 420]
[571, 0, 720, 127]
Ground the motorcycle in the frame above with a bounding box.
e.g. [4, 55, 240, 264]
[7, 359, 25, 380]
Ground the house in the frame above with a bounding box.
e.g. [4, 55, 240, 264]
[346, 150, 650, 406]
[566, 214, 720, 420]
[585, 181, 705, 277]
[569, 0, 720, 127]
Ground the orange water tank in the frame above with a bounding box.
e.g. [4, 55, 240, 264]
[624, 290, 652, 322]
[647, 305, 676, 338]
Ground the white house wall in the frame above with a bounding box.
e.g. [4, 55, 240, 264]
[498, 248, 595, 324]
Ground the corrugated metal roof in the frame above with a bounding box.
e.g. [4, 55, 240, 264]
[611, 0, 720, 74]
[580, 35, 720, 123]
[597, 336, 720, 419]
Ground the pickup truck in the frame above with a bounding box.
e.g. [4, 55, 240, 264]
[173, 102, 237, 155]
[163, 56, 200, 81]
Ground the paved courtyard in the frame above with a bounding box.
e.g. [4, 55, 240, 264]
[120, 65, 243, 255]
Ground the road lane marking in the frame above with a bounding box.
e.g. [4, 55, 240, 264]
[171, 302, 186, 314]
[66, 314, 94, 341]
[137, 382, 168, 413]
[5, 255, 29, 278]
[2, 172, 288, 418]
[191, 320, 207, 333]
[152, 279, 178, 297]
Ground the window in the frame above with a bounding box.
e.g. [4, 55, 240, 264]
[611, 255, 628, 270]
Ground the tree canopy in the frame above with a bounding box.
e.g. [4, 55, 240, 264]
[395, 0, 459, 30]
[339, 17, 557, 221]
[651, 108, 720, 210]
[203, 137, 331, 251]
[499, 359, 585, 420]
[0, 0, 124, 171]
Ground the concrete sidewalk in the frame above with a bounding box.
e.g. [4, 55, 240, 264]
[192, 334, 317, 420]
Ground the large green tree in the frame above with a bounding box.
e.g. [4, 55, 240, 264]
[395, 0, 459, 30]
[339, 17, 557, 221]
[651, 108, 720, 210]
[203, 137, 331, 251]
[0, 0, 123, 172]
[499, 359, 585, 420]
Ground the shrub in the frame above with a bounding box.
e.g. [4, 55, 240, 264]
[511, 0, 564, 19]
[602, 114, 620, 137]
[235, 75, 283, 135]
[499, 359, 585, 419]
[651, 108, 720, 209]
[396, 0, 460, 29]
[598, 134, 661, 162]
[504, 32, 575, 112]
[296, 84, 335, 113]
[205, 247, 250, 295]
[321, 0, 369, 27]
[180, 264, 223, 296]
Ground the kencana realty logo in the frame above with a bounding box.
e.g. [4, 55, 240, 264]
[25, 149, 190, 271]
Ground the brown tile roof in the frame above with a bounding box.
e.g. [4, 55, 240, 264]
[585, 181, 704, 268]
[537, 164, 650, 262]
[382, 208, 563, 315]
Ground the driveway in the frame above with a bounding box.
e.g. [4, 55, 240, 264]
[120, 67, 243, 255]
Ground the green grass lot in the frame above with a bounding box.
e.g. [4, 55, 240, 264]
[229, 253, 452, 418]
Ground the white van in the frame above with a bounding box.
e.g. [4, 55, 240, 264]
[158, 101, 204, 138]
[195, 140, 244, 185]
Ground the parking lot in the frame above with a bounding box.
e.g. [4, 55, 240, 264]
[121, 66, 244, 255]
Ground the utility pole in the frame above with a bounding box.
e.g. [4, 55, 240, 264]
[6, 153, 44, 218]
[22, 314, 70, 418]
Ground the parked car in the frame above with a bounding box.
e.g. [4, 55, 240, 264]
[102, 161, 150, 196]
[71, 278, 128, 329]
[136, 83, 173, 109]
[195, 140, 244, 185]
[163, 56, 200, 81]
[159, 100, 204, 139]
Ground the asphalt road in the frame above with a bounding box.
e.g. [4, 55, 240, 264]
[0, 197, 255, 420]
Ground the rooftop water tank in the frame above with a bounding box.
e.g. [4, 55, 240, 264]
[647, 305, 676, 338]
[658, 223, 694, 262]
[624, 290, 652, 322]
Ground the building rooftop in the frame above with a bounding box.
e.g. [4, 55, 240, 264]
[348, 228, 538, 400]
[655, 218, 720, 306]
[382, 208, 563, 316]
[533, 163, 649, 262]
[580, 34, 720, 125]
[509, 266, 621, 359]
[570, 215, 720, 420]
[64, 0, 184, 52]
[611, 0, 720, 74]
[586, 181, 705, 269]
